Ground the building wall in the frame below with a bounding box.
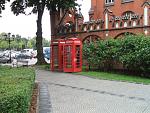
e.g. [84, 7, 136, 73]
[91, 0, 146, 19]
[53, 0, 150, 42]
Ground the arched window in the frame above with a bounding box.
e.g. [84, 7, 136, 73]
[96, 25, 100, 30]
[122, 11, 135, 17]
[84, 26, 87, 31]
[133, 21, 136, 26]
[124, 22, 127, 27]
[90, 25, 93, 31]
[83, 35, 101, 43]
[120, 22, 123, 27]
[115, 32, 136, 39]
[116, 22, 119, 28]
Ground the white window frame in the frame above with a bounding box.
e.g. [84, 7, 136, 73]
[105, 0, 114, 4]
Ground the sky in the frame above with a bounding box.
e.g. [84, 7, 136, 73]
[0, 0, 91, 40]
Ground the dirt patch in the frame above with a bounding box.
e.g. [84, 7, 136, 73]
[29, 83, 39, 113]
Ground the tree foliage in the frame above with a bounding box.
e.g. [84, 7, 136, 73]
[0, 0, 10, 15]
[11, 0, 77, 64]
[0, 32, 49, 50]
[11, 0, 77, 14]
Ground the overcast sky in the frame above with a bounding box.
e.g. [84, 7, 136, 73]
[0, 0, 91, 40]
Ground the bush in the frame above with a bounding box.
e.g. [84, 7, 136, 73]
[83, 35, 150, 76]
[0, 66, 35, 113]
[119, 35, 150, 75]
[83, 39, 121, 70]
[83, 42, 98, 70]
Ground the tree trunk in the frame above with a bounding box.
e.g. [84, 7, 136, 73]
[36, 5, 47, 65]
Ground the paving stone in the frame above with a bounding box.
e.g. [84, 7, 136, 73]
[39, 109, 51, 113]
[40, 94, 49, 97]
[39, 97, 49, 100]
[38, 82, 52, 113]
[39, 104, 51, 109]
[36, 69, 150, 113]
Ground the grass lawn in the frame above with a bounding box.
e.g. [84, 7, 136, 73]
[76, 71, 150, 85]
[35, 64, 50, 70]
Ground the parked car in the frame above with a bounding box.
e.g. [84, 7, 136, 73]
[31, 50, 37, 58]
[43, 47, 50, 60]
[0, 56, 10, 63]
[21, 49, 34, 57]
[0, 51, 4, 56]
[0, 53, 3, 57]
[11, 50, 21, 58]
[2, 50, 10, 57]
[16, 53, 32, 59]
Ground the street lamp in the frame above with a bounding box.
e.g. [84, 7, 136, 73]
[3, 33, 15, 63]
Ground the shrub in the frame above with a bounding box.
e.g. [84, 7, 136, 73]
[83, 39, 121, 70]
[83, 42, 98, 70]
[83, 35, 150, 76]
[100, 39, 121, 70]
[119, 35, 150, 75]
[0, 66, 35, 113]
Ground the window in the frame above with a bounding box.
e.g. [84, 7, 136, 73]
[124, 22, 127, 27]
[122, 11, 134, 16]
[133, 21, 136, 26]
[116, 22, 119, 28]
[120, 22, 123, 27]
[122, 11, 135, 20]
[122, 0, 134, 3]
[105, 0, 114, 4]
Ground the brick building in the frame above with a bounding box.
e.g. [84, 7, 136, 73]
[51, 0, 150, 42]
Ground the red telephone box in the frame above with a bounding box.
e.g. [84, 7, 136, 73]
[50, 39, 65, 71]
[63, 38, 82, 72]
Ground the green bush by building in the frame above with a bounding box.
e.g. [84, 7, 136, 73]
[83, 35, 150, 76]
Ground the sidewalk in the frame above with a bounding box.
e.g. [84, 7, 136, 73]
[36, 69, 150, 113]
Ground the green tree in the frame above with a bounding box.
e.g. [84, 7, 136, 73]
[11, 0, 77, 64]
[0, 33, 9, 50]
[27, 38, 36, 49]
[0, 41, 8, 50]
[43, 38, 50, 47]
[22, 38, 28, 49]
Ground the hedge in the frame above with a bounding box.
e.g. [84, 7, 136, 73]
[0, 66, 35, 113]
[83, 35, 150, 76]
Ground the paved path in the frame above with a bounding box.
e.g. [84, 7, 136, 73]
[36, 69, 150, 113]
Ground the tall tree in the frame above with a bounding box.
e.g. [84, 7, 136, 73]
[11, 0, 77, 64]
[0, 0, 10, 16]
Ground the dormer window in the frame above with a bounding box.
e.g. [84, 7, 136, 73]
[105, 0, 114, 4]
